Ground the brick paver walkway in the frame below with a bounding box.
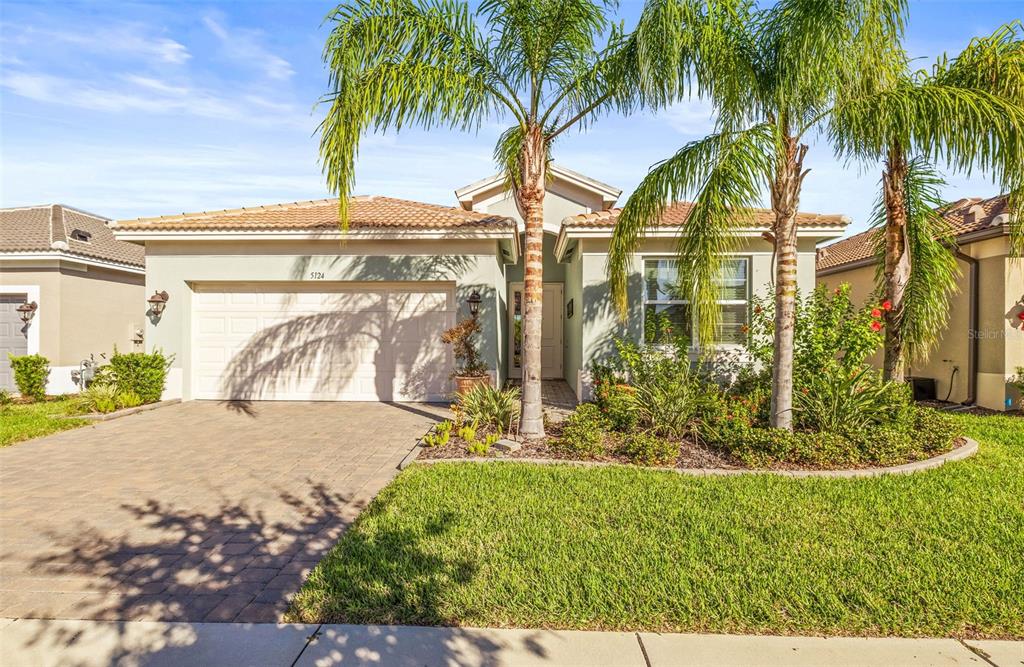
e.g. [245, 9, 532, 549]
[0, 401, 446, 623]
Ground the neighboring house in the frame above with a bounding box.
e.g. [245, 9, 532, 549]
[111, 166, 847, 403]
[817, 194, 1023, 411]
[0, 204, 146, 393]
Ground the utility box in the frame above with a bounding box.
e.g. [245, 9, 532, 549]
[908, 377, 937, 401]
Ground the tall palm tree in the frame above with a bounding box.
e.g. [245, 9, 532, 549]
[608, 0, 905, 431]
[318, 0, 726, 436]
[832, 23, 1024, 380]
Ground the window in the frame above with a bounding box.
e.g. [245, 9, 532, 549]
[643, 257, 749, 346]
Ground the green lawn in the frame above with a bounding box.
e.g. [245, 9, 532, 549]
[288, 413, 1024, 638]
[0, 398, 88, 447]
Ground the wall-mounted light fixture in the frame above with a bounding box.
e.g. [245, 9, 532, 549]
[147, 290, 169, 316]
[466, 290, 482, 317]
[16, 301, 37, 324]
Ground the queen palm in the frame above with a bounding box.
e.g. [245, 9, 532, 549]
[831, 23, 1024, 381]
[318, 0, 727, 436]
[608, 0, 906, 430]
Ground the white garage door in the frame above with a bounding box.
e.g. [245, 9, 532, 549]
[192, 282, 455, 402]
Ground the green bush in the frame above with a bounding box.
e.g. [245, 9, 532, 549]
[554, 403, 609, 457]
[468, 433, 498, 456]
[457, 384, 520, 434]
[0, 389, 13, 406]
[8, 354, 49, 401]
[616, 432, 678, 466]
[116, 390, 144, 409]
[101, 349, 171, 403]
[80, 384, 118, 414]
[795, 367, 913, 434]
[593, 382, 637, 430]
[912, 407, 960, 453]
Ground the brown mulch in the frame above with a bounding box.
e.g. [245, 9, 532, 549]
[917, 400, 1023, 418]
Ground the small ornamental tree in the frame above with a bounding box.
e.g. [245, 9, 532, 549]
[442, 317, 488, 378]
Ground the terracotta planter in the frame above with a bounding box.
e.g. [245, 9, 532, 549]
[453, 374, 491, 396]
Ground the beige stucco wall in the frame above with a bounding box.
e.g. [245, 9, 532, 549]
[473, 179, 606, 226]
[0, 262, 145, 368]
[142, 238, 509, 400]
[817, 234, 1022, 410]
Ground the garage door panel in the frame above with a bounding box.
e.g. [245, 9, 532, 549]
[192, 283, 455, 401]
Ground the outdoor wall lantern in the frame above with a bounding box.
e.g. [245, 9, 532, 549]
[467, 290, 482, 317]
[147, 290, 170, 316]
[16, 301, 38, 324]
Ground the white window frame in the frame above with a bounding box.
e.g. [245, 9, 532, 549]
[641, 256, 751, 350]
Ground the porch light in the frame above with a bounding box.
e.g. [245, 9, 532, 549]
[16, 301, 37, 324]
[467, 290, 482, 317]
[147, 290, 170, 316]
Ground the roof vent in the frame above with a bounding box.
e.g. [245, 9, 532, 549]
[70, 229, 92, 242]
[964, 203, 986, 225]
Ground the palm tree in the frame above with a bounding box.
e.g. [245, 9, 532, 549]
[831, 23, 1024, 380]
[607, 0, 905, 430]
[318, 0, 725, 436]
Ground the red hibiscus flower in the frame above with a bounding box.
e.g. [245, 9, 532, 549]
[870, 321, 882, 332]
[871, 308, 882, 318]
[882, 300, 893, 311]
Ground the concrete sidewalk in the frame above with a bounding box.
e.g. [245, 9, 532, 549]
[1, 619, 1021, 667]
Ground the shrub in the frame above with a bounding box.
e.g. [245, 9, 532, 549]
[116, 391, 144, 409]
[0, 389, 13, 406]
[8, 354, 49, 400]
[633, 374, 702, 438]
[794, 367, 913, 434]
[80, 384, 118, 414]
[468, 433, 498, 456]
[554, 403, 609, 457]
[912, 407, 959, 453]
[616, 432, 678, 466]
[1010, 367, 1024, 408]
[457, 384, 520, 434]
[593, 382, 637, 431]
[102, 349, 171, 403]
[441, 317, 488, 377]
[717, 425, 861, 468]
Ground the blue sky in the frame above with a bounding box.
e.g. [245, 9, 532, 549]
[1, 1, 1020, 236]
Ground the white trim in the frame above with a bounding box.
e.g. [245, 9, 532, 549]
[0, 252, 145, 275]
[111, 228, 517, 243]
[0, 285, 41, 356]
[455, 164, 621, 209]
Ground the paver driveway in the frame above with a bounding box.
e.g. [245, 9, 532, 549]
[0, 401, 445, 623]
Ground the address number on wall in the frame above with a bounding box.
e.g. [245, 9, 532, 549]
[308, 271, 325, 279]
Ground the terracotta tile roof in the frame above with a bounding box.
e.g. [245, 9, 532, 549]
[564, 202, 848, 229]
[0, 204, 145, 268]
[112, 196, 514, 232]
[816, 194, 1014, 272]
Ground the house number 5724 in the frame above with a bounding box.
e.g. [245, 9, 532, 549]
[309, 271, 325, 279]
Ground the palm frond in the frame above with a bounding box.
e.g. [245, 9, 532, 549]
[607, 124, 773, 345]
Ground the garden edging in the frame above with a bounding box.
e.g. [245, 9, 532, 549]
[411, 436, 979, 478]
[70, 399, 182, 422]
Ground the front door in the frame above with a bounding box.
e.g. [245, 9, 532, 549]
[508, 282, 563, 379]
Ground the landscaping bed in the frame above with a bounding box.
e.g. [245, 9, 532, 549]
[0, 397, 88, 447]
[287, 412, 1024, 638]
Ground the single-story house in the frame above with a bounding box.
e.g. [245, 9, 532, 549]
[1, 204, 146, 393]
[817, 194, 1023, 411]
[111, 165, 847, 403]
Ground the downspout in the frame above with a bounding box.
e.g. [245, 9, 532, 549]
[955, 248, 979, 405]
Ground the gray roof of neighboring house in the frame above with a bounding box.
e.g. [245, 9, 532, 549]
[817, 194, 1015, 272]
[0, 204, 145, 268]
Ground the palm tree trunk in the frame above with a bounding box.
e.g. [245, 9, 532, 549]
[881, 144, 910, 382]
[768, 136, 808, 431]
[516, 126, 547, 437]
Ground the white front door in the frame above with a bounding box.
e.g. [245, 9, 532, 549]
[508, 282, 563, 379]
[191, 282, 455, 401]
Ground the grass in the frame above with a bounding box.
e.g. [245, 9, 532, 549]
[287, 413, 1024, 638]
[0, 397, 88, 447]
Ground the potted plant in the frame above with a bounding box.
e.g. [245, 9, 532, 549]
[442, 316, 491, 395]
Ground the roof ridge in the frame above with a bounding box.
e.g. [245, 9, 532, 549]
[118, 198, 342, 225]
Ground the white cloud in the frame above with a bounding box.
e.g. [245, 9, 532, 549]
[2, 23, 190, 65]
[1, 70, 312, 128]
[202, 15, 294, 81]
[660, 99, 718, 137]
